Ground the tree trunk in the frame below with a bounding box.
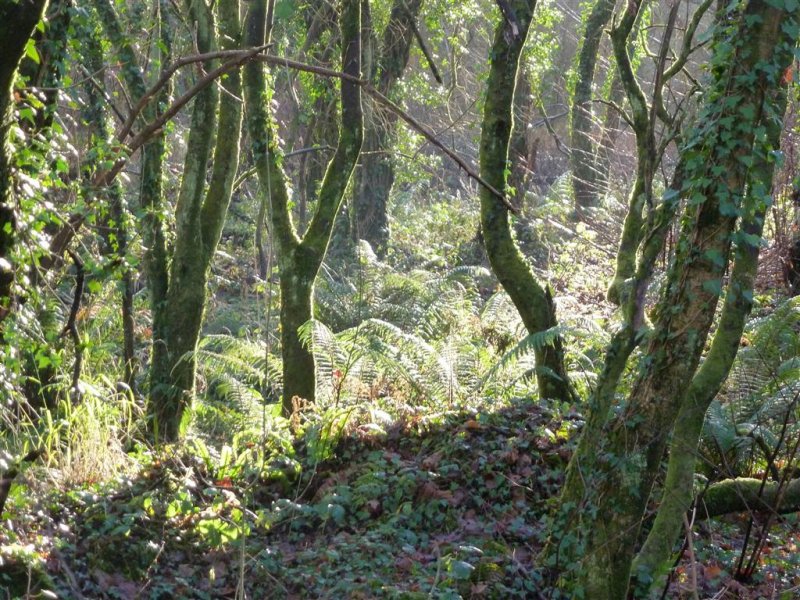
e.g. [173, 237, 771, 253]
[244, 0, 363, 416]
[632, 83, 788, 594]
[150, 0, 243, 442]
[353, 0, 423, 256]
[570, 0, 617, 215]
[553, 2, 797, 595]
[96, 0, 172, 423]
[604, 0, 662, 305]
[0, 0, 49, 334]
[479, 0, 577, 405]
[279, 260, 316, 413]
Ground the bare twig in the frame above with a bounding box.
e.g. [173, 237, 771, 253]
[61, 249, 85, 401]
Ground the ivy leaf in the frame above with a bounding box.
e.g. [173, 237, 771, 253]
[702, 279, 723, 297]
[449, 560, 474, 580]
[703, 249, 725, 268]
[24, 39, 40, 64]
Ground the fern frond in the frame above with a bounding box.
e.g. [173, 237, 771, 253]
[479, 325, 567, 391]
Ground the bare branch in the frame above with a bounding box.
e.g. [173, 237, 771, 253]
[253, 54, 515, 211]
[663, 0, 715, 82]
[117, 44, 271, 142]
[408, 17, 443, 84]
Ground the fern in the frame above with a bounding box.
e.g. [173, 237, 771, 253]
[701, 297, 800, 477]
[191, 334, 283, 441]
[479, 325, 567, 392]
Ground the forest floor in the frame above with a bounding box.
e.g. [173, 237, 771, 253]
[3, 394, 800, 599]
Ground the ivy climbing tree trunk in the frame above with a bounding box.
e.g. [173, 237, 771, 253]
[479, 0, 577, 404]
[353, 0, 423, 256]
[244, 0, 363, 416]
[551, 1, 798, 595]
[0, 0, 48, 336]
[96, 0, 171, 433]
[81, 19, 138, 391]
[632, 81, 789, 594]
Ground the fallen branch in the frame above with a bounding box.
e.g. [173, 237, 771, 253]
[698, 476, 800, 519]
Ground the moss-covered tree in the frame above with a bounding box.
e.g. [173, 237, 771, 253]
[98, 0, 244, 441]
[632, 66, 790, 595]
[479, 0, 577, 405]
[244, 0, 363, 415]
[150, 0, 243, 441]
[550, 0, 798, 595]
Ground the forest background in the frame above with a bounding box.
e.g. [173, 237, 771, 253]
[2, 0, 800, 597]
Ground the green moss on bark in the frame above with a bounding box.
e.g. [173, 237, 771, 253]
[633, 82, 788, 592]
[245, 0, 363, 416]
[479, 0, 577, 405]
[0, 0, 48, 332]
[554, 1, 798, 595]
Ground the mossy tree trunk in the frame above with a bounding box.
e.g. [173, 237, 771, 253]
[569, 0, 617, 215]
[98, 0, 243, 441]
[151, 0, 243, 442]
[244, 0, 363, 416]
[353, 0, 422, 256]
[0, 0, 49, 335]
[552, 1, 797, 596]
[479, 0, 577, 405]
[604, 0, 666, 305]
[632, 82, 789, 594]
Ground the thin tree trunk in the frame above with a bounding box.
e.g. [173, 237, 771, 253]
[479, 0, 578, 405]
[82, 21, 138, 391]
[96, 0, 172, 419]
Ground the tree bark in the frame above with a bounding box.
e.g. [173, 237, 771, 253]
[699, 477, 800, 519]
[632, 83, 788, 593]
[96, 0, 173, 435]
[244, 0, 363, 416]
[149, 0, 243, 442]
[553, 1, 797, 596]
[0, 0, 49, 335]
[479, 0, 577, 405]
[353, 0, 423, 256]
